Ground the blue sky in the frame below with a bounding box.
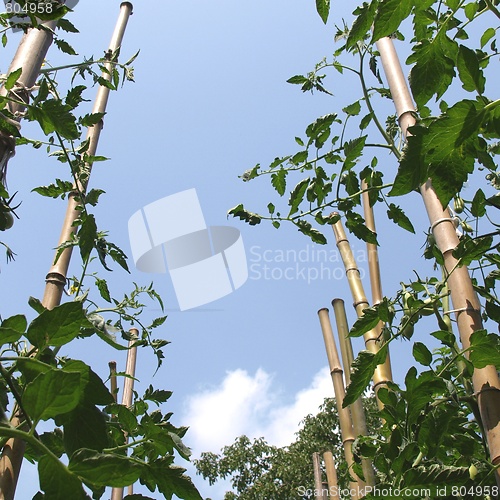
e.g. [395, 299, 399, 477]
[0, 1, 466, 498]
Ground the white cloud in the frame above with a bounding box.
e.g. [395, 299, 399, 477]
[182, 366, 334, 499]
[182, 365, 333, 455]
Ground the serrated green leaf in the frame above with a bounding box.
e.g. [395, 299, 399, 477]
[271, 169, 287, 196]
[372, 0, 412, 42]
[80, 112, 105, 128]
[343, 350, 376, 407]
[32, 179, 74, 199]
[78, 214, 97, 262]
[387, 203, 415, 233]
[457, 45, 485, 94]
[288, 178, 309, 216]
[350, 307, 380, 338]
[287, 75, 308, 85]
[407, 33, 458, 108]
[228, 204, 262, 225]
[23, 369, 81, 422]
[54, 38, 77, 56]
[28, 99, 79, 140]
[347, 2, 377, 49]
[452, 235, 493, 267]
[295, 220, 327, 244]
[57, 17, 79, 33]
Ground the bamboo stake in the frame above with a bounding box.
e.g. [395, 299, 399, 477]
[111, 329, 138, 500]
[376, 35, 500, 478]
[331, 299, 376, 487]
[312, 452, 326, 500]
[318, 308, 363, 498]
[323, 451, 340, 500]
[0, 5, 134, 499]
[331, 218, 393, 401]
[0, 15, 58, 185]
[43, 1, 134, 309]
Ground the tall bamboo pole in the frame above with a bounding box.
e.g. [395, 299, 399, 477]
[0, 5, 134, 499]
[323, 451, 340, 500]
[0, 14, 58, 184]
[312, 452, 326, 500]
[111, 329, 138, 500]
[43, 1, 134, 309]
[376, 35, 500, 479]
[331, 299, 376, 487]
[331, 218, 393, 402]
[318, 308, 363, 498]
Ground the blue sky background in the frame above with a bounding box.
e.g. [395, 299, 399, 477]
[0, 1, 474, 498]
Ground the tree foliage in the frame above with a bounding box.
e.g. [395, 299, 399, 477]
[0, 4, 201, 499]
[194, 397, 380, 499]
[229, 0, 500, 498]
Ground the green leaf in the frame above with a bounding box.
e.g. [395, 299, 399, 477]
[32, 179, 74, 199]
[387, 204, 415, 233]
[228, 204, 262, 226]
[413, 342, 433, 366]
[78, 214, 97, 262]
[144, 459, 203, 500]
[271, 168, 287, 196]
[343, 136, 367, 170]
[480, 27, 496, 48]
[80, 112, 105, 128]
[288, 178, 310, 216]
[26, 301, 94, 349]
[457, 45, 485, 94]
[350, 306, 380, 337]
[452, 235, 493, 267]
[403, 464, 470, 489]
[54, 38, 77, 56]
[96, 278, 111, 303]
[407, 33, 458, 108]
[347, 2, 377, 49]
[343, 100, 361, 117]
[57, 18, 79, 33]
[23, 369, 81, 422]
[28, 99, 79, 140]
[0, 314, 26, 345]
[343, 351, 376, 407]
[69, 449, 143, 488]
[65, 85, 87, 109]
[5, 68, 22, 91]
[470, 188, 486, 217]
[38, 455, 87, 500]
[345, 211, 378, 244]
[389, 126, 427, 196]
[58, 403, 110, 455]
[28, 296, 46, 314]
[287, 75, 308, 85]
[315, 0, 330, 24]
[372, 0, 412, 42]
[469, 330, 500, 369]
[295, 220, 327, 244]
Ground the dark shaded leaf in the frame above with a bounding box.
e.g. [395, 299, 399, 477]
[387, 204, 415, 233]
[469, 329, 500, 369]
[38, 456, 88, 500]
